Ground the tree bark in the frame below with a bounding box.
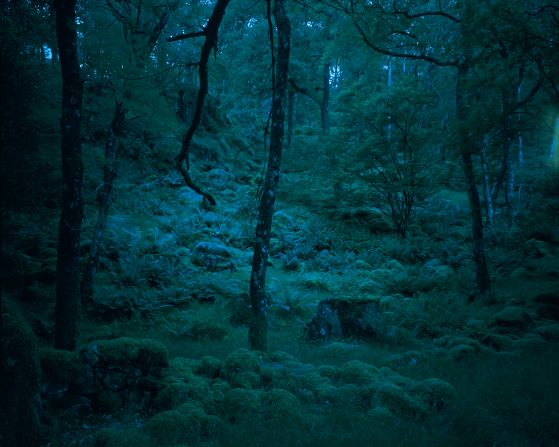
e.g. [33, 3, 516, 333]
[321, 61, 330, 134]
[54, 0, 84, 350]
[81, 102, 125, 305]
[287, 90, 295, 151]
[249, 0, 290, 351]
[174, 0, 231, 206]
[456, 64, 491, 296]
[480, 135, 494, 226]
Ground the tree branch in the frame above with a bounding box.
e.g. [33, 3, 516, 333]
[166, 29, 205, 42]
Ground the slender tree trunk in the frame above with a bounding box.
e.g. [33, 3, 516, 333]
[481, 134, 494, 226]
[249, 0, 290, 351]
[54, 0, 83, 350]
[456, 64, 490, 296]
[81, 102, 125, 305]
[287, 90, 295, 151]
[321, 61, 330, 134]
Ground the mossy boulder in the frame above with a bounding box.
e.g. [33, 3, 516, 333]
[95, 428, 154, 447]
[338, 360, 381, 385]
[85, 337, 168, 374]
[374, 383, 427, 418]
[222, 388, 262, 423]
[1, 314, 42, 447]
[194, 356, 223, 378]
[144, 403, 212, 445]
[222, 349, 261, 388]
[261, 388, 304, 426]
[490, 307, 532, 331]
[304, 299, 382, 340]
[406, 378, 457, 411]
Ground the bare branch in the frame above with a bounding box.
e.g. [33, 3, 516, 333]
[166, 29, 205, 42]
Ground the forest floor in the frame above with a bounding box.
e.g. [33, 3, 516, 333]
[3, 128, 559, 447]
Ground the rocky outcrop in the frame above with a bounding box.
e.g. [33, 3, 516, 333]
[304, 299, 383, 340]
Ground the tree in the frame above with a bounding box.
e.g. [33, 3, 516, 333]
[249, 0, 291, 351]
[54, 0, 84, 350]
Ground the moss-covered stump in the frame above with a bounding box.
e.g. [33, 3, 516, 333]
[1, 314, 43, 446]
[304, 299, 382, 339]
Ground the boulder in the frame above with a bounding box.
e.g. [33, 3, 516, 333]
[490, 307, 532, 331]
[304, 299, 383, 340]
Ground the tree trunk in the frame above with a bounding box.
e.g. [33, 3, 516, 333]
[321, 61, 330, 134]
[249, 0, 290, 351]
[54, 0, 84, 351]
[287, 90, 295, 151]
[456, 64, 491, 296]
[81, 102, 125, 305]
[480, 135, 494, 226]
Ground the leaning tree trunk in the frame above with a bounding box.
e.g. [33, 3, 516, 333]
[249, 0, 290, 351]
[456, 64, 490, 296]
[54, 0, 84, 350]
[81, 102, 125, 305]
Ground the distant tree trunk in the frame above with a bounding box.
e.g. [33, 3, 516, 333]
[54, 0, 84, 350]
[321, 61, 330, 134]
[480, 135, 494, 226]
[456, 64, 491, 296]
[287, 90, 295, 151]
[81, 102, 125, 305]
[249, 0, 290, 351]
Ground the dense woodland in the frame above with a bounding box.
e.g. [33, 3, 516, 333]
[1, 0, 559, 446]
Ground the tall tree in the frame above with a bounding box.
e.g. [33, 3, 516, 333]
[54, 0, 84, 350]
[249, 0, 291, 351]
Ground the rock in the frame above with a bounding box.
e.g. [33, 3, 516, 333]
[534, 324, 559, 342]
[330, 206, 394, 233]
[304, 298, 383, 340]
[532, 292, 559, 306]
[490, 307, 532, 331]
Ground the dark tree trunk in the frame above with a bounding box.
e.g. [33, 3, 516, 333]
[81, 102, 125, 305]
[249, 0, 290, 351]
[173, 0, 231, 206]
[456, 64, 491, 296]
[54, 0, 84, 350]
[321, 61, 330, 134]
[480, 135, 494, 226]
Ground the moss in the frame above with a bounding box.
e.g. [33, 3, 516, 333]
[39, 347, 88, 389]
[261, 388, 303, 427]
[375, 383, 427, 418]
[222, 349, 261, 388]
[153, 383, 193, 411]
[144, 403, 209, 445]
[95, 428, 154, 447]
[407, 378, 457, 411]
[1, 313, 42, 447]
[194, 356, 223, 378]
[331, 383, 375, 411]
[260, 365, 296, 391]
[91, 337, 168, 373]
[221, 388, 262, 423]
[338, 360, 380, 385]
